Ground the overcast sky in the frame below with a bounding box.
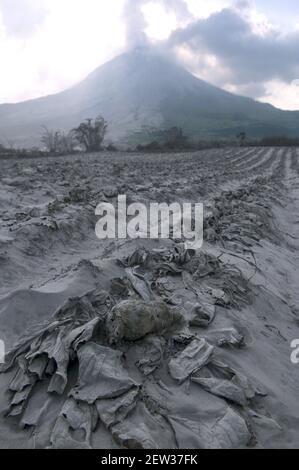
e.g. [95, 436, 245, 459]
[0, 0, 299, 109]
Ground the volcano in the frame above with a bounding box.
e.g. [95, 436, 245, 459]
[1, 47, 299, 147]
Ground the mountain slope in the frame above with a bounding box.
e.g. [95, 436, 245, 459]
[0, 48, 299, 147]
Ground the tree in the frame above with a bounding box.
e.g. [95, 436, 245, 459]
[73, 116, 107, 153]
[57, 131, 76, 154]
[41, 127, 60, 153]
[41, 127, 75, 154]
[163, 127, 188, 149]
[237, 132, 246, 147]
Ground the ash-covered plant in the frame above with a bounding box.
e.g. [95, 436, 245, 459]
[41, 127, 76, 155]
[73, 116, 108, 153]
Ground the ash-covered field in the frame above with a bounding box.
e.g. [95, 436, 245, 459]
[0, 147, 299, 449]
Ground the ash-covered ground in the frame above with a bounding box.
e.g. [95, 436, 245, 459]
[0, 147, 299, 449]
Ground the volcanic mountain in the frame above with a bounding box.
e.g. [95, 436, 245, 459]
[1, 48, 299, 147]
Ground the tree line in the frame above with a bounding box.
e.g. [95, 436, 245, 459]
[1, 117, 299, 159]
[41, 115, 108, 154]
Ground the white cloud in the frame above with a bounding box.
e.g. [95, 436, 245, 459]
[260, 80, 299, 111]
[143, 2, 178, 40]
[0, 0, 48, 37]
[0, 0, 126, 103]
[123, 0, 192, 47]
[233, 0, 274, 36]
[185, 0, 231, 18]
